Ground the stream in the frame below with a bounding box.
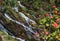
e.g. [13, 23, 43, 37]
[0, 0, 37, 41]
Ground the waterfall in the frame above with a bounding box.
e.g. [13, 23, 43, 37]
[12, 1, 36, 28]
[4, 13, 35, 34]
[0, 0, 37, 41]
[11, 0, 36, 33]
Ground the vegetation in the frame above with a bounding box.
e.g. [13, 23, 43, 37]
[0, 0, 60, 41]
[0, 30, 18, 41]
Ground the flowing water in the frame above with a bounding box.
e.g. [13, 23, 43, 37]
[0, 0, 38, 41]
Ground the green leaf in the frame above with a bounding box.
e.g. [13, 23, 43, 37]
[46, 23, 49, 27]
[39, 18, 47, 24]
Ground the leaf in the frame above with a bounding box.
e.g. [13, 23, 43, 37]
[39, 18, 47, 24]
[46, 23, 49, 27]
